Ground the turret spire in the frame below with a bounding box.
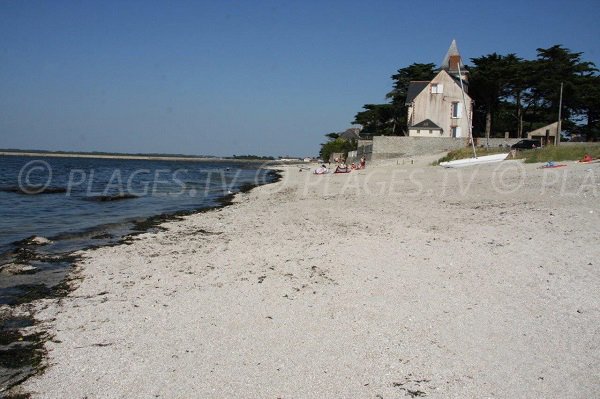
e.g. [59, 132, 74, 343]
[441, 39, 467, 80]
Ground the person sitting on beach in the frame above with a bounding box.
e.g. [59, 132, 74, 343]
[314, 164, 328, 174]
[350, 163, 356, 170]
[334, 164, 350, 173]
[582, 154, 593, 162]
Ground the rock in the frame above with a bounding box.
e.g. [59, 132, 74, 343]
[29, 236, 51, 245]
[1, 263, 38, 275]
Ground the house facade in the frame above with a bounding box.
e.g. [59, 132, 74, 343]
[406, 40, 472, 138]
[527, 122, 558, 146]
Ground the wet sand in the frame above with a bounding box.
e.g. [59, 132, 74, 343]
[18, 158, 600, 398]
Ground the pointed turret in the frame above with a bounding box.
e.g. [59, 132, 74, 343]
[441, 39, 468, 81]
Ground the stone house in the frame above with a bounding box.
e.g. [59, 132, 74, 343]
[406, 40, 472, 138]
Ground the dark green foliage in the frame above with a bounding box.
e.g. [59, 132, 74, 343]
[319, 137, 357, 162]
[469, 45, 599, 140]
[469, 53, 522, 139]
[352, 104, 396, 136]
[387, 63, 437, 104]
[576, 75, 600, 139]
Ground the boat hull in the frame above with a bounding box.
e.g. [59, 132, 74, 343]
[439, 153, 509, 168]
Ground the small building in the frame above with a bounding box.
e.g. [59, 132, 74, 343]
[406, 40, 472, 139]
[527, 122, 558, 146]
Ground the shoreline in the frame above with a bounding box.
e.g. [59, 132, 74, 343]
[1, 151, 303, 164]
[9, 160, 600, 397]
[0, 169, 282, 394]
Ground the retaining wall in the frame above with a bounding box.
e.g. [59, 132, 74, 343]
[369, 136, 468, 160]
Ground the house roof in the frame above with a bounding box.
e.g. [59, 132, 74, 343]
[410, 119, 442, 130]
[441, 39, 465, 72]
[526, 121, 559, 137]
[338, 128, 361, 140]
[405, 81, 429, 105]
[449, 72, 469, 90]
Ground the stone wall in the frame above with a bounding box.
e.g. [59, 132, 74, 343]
[354, 136, 530, 163]
[368, 136, 468, 160]
[350, 140, 373, 163]
[474, 137, 521, 148]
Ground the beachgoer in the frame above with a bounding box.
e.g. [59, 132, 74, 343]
[314, 164, 328, 174]
[360, 156, 366, 169]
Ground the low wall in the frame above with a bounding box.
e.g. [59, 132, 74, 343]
[475, 138, 521, 148]
[348, 140, 373, 163]
[354, 136, 532, 163]
[370, 136, 468, 160]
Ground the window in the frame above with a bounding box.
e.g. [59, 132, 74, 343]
[417, 129, 420, 134]
[429, 130, 433, 134]
[451, 102, 462, 118]
[431, 83, 443, 94]
[451, 127, 462, 137]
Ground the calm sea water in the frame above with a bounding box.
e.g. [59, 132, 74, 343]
[0, 155, 280, 389]
[0, 155, 275, 258]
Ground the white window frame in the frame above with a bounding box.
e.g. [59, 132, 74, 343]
[451, 102, 462, 118]
[431, 83, 444, 94]
[451, 126, 462, 137]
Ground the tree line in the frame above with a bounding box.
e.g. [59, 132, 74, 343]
[351, 45, 599, 141]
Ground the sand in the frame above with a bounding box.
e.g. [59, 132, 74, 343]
[21, 157, 600, 398]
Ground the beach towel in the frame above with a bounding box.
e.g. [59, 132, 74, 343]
[540, 161, 567, 169]
[334, 168, 351, 174]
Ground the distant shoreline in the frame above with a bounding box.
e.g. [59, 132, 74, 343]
[0, 151, 285, 163]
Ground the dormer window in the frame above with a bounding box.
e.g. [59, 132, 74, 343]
[431, 83, 443, 94]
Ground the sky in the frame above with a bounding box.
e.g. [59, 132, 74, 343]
[1, 0, 599, 157]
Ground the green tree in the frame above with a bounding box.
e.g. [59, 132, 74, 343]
[319, 136, 357, 162]
[470, 46, 598, 140]
[352, 104, 396, 136]
[469, 53, 518, 140]
[503, 55, 538, 137]
[530, 45, 597, 136]
[574, 74, 600, 140]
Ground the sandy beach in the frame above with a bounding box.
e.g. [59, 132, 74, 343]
[19, 157, 600, 398]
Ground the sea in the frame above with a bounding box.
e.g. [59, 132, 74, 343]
[0, 155, 278, 390]
[0, 154, 279, 390]
[0, 155, 277, 304]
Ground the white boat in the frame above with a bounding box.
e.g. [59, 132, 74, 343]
[439, 153, 509, 168]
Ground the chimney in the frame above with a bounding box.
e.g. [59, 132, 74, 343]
[449, 55, 461, 71]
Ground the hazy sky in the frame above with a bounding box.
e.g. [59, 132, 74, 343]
[1, 0, 599, 157]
